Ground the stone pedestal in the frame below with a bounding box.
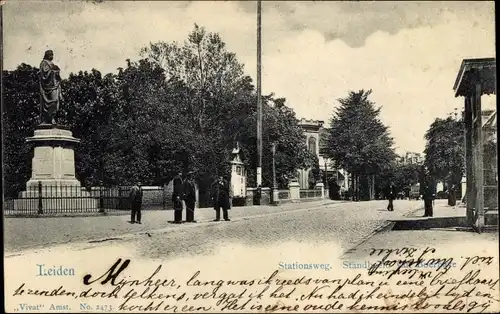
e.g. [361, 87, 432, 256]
[14, 125, 98, 212]
[289, 181, 301, 200]
[315, 182, 325, 199]
[271, 187, 280, 205]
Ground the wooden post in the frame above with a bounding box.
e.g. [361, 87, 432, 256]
[474, 83, 484, 232]
[464, 96, 475, 225]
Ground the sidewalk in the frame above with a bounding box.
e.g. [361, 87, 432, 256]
[391, 199, 498, 230]
[4, 199, 344, 253]
[343, 199, 499, 260]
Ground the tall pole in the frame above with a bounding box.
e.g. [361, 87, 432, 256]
[271, 142, 279, 204]
[272, 143, 277, 188]
[256, 0, 262, 187]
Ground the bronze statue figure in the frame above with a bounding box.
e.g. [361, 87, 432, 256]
[39, 50, 64, 125]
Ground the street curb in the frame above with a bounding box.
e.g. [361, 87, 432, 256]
[341, 204, 424, 258]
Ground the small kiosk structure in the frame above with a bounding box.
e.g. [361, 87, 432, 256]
[230, 143, 247, 198]
[453, 58, 497, 232]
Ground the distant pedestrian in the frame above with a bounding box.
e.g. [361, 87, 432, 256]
[172, 172, 184, 223]
[129, 182, 143, 224]
[212, 175, 231, 221]
[447, 184, 457, 207]
[421, 175, 436, 217]
[183, 171, 197, 223]
[387, 183, 395, 211]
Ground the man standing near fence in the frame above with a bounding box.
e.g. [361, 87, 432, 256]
[172, 172, 184, 223]
[183, 171, 197, 223]
[212, 175, 231, 222]
[129, 182, 143, 224]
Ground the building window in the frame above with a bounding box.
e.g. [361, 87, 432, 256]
[308, 137, 317, 155]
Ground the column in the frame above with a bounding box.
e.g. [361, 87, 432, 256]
[474, 83, 484, 230]
[465, 96, 474, 225]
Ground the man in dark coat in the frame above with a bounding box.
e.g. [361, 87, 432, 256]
[421, 175, 436, 217]
[183, 171, 197, 223]
[447, 184, 457, 207]
[129, 182, 143, 224]
[387, 183, 395, 211]
[328, 178, 340, 200]
[172, 172, 184, 223]
[212, 176, 231, 221]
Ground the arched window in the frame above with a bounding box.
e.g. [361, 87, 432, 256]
[308, 137, 317, 155]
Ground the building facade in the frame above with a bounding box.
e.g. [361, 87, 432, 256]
[297, 118, 349, 191]
[399, 152, 424, 165]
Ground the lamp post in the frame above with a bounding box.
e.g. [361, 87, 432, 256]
[272, 142, 278, 204]
[256, 0, 263, 187]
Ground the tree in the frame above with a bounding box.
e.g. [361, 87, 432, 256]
[424, 116, 464, 188]
[324, 89, 396, 200]
[237, 96, 316, 188]
[2, 64, 40, 197]
[141, 25, 314, 192]
[4, 25, 316, 203]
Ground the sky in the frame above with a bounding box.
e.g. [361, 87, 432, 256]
[3, 0, 496, 154]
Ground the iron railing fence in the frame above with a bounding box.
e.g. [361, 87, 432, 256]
[278, 189, 290, 200]
[4, 182, 170, 216]
[300, 189, 323, 199]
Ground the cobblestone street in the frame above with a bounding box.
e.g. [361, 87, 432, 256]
[128, 200, 423, 261]
[5, 199, 422, 257]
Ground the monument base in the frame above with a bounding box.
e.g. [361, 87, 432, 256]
[13, 125, 98, 213]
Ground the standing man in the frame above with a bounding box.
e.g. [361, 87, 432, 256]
[212, 175, 231, 222]
[387, 182, 395, 211]
[421, 173, 436, 217]
[172, 172, 184, 223]
[183, 171, 197, 223]
[447, 184, 457, 207]
[129, 182, 143, 224]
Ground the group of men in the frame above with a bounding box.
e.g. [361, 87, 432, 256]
[128, 171, 232, 224]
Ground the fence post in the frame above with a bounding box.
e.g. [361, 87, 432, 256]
[315, 182, 325, 199]
[288, 181, 300, 201]
[162, 185, 166, 210]
[99, 185, 105, 213]
[118, 187, 123, 210]
[37, 181, 43, 215]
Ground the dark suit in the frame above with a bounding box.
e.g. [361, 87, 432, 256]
[129, 185, 143, 223]
[420, 178, 436, 217]
[172, 175, 183, 222]
[212, 179, 230, 221]
[387, 185, 395, 211]
[183, 179, 197, 222]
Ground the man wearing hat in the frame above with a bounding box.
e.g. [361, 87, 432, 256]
[420, 167, 436, 217]
[211, 175, 231, 221]
[129, 181, 143, 224]
[172, 171, 184, 223]
[183, 171, 197, 223]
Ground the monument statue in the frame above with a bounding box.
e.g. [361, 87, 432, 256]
[39, 50, 64, 125]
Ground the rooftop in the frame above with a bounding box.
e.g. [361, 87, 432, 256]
[453, 58, 496, 97]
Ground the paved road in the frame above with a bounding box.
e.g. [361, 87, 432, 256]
[125, 200, 423, 261]
[4, 199, 339, 252]
[6, 199, 421, 256]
